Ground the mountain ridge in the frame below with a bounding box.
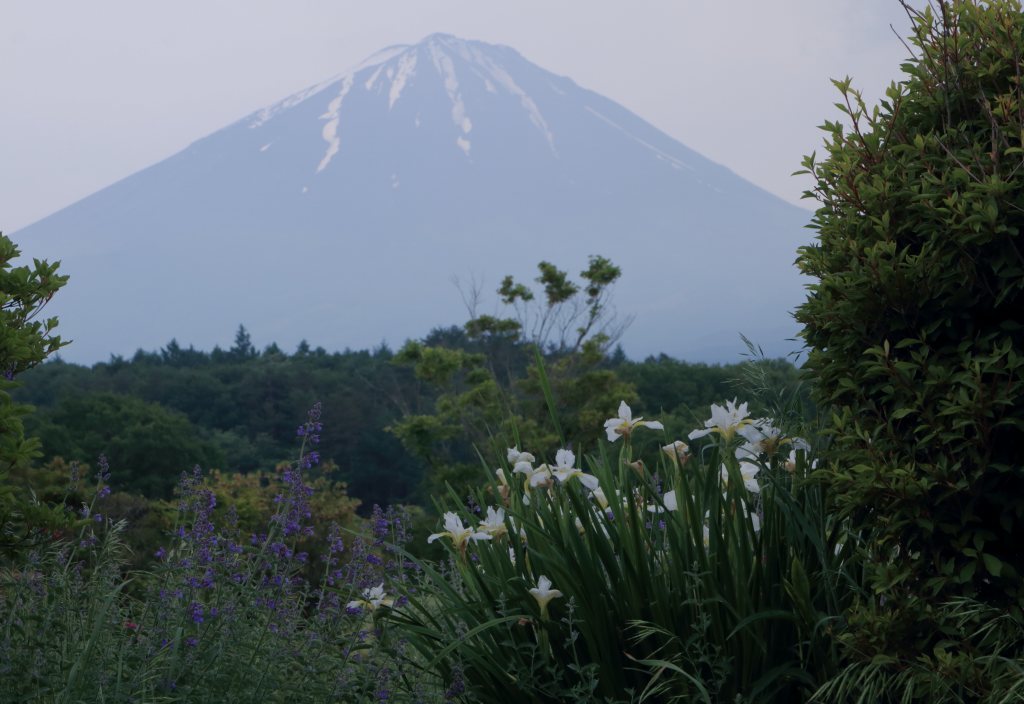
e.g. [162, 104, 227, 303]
[17, 33, 812, 364]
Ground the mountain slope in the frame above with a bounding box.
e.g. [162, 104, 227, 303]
[17, 33, 811, 363]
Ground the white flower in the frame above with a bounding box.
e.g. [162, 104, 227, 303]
[647, 489, 678, 513]
[494, 467, 511, 502]
[550, 448, 601, 491]
[529, 575, 563, 616]
[511, 452, 552, 488]
[604, 401, 664, 442]
[508, 547, 517, 565]
[720, 463, 761, 494]
[477, 506, 508, 538]
[427, 511, 493, 552]
[507, 447, 536, 465]
[784, 444, 817, 473]
[346, 583, 394, 612]
[736, 419, 802, 462]
[661, 440, 690, 463]
[527, 464, 553, 488]
[688, 399, 752, 441]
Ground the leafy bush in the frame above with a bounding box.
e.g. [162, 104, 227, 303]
[0, 231, 68, 554]
[391, 258, 637, 500]
[795, 1, 1024, 699]
[30, 392, 224, 497]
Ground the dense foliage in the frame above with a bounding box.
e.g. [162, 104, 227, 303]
[391, 258, 640, 498]
[16, 326, 775, 512]
[0, 407, 431, 702]
[16, 333, 424, 509]
[796, 0, 1024, 699]
[0, 231, 68, 553]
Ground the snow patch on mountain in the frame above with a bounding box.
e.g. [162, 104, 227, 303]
[249, 79, 335, 129]
[364, 64, 386, 91]
[348, 45, 408, 77]
[428, 42, 473, 136]
[470, 46, 556, 155]
[584, 105, 692, 172]
[388, 51, 418, 109]
[317, 75, 354, 173]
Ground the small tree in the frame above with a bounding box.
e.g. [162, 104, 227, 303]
[0, 232, 69, 553]
[796, 2, 1024, 699]
[391, 257, 636, 499]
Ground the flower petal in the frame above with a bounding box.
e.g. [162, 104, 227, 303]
[618, 400, 632, 422]
[555, 448, 575, 469]
[688, 427, 713, 440]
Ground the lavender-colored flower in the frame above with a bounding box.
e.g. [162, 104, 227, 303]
[273, 463, 314, 538]
[445, 661, 466, 700]
[94, 454, 111, 484]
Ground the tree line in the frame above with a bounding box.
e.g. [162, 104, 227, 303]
[14, 322, 797, 510]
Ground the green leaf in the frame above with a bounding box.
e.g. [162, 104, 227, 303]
[982, 553, 1003, 577]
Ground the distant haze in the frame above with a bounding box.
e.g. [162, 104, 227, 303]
[19, 34, 815, 365]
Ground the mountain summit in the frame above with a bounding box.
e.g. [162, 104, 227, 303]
[18, 34, 811, 363]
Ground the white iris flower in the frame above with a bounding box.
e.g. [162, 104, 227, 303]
[427, 511, 493, 553]
[477, 506, 508, 538]
[529, 575, 563, 617]
[346, 583, 394, 612]
[689, 399, 752, 441]
[720, 463, 761, 494]
[604, 401, 664, 442]
[550, 449, 601, 491]
[647, 489, 678, 513]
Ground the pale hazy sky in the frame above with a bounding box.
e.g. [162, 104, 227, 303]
[2, 1, 915, 233]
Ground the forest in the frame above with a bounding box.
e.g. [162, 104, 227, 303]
[13, 321, 797, 511]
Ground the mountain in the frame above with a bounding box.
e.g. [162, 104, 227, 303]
[16, 33, 812, 364]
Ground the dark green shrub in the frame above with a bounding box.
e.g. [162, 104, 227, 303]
[30, 392, 224, 498]
[795, 1, 1024, 699]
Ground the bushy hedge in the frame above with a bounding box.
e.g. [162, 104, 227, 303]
[795, 1, 1024, 698]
